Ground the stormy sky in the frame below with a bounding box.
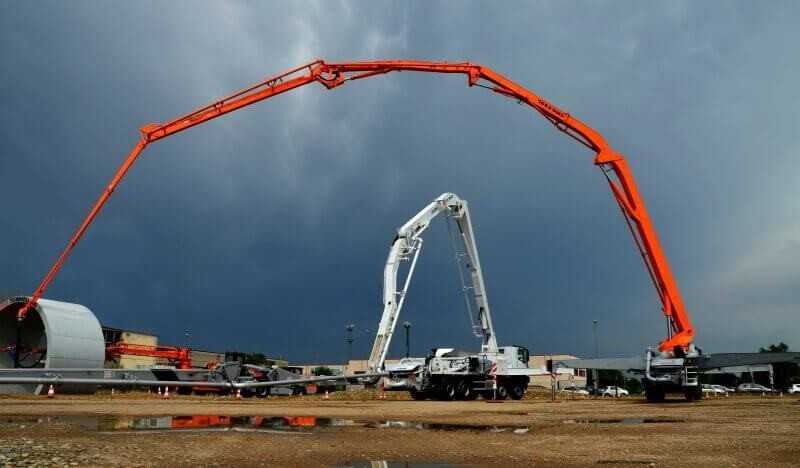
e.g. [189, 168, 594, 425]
[2, 1, 799, 363]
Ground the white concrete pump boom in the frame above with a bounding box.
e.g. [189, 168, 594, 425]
[368, 193, 498, 373]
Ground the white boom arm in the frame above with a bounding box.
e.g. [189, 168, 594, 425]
[368, 193, 498, 372]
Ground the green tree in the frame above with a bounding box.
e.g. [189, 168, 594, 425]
[624, 377, 642, 395]
[242, 352, 268, 366]
[312, 366, 335, 376]
[757, 343, 798, 390]
[759, 342, 789, 353]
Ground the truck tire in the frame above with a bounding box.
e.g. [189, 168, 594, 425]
[255, 387, 270, 398]
[439, 381, 457, 401]
[644, 384, 665, 402]
[684, 386, 702, 402]
[508, 383, 526, 400]
[464, 387, 479, 400]
[455, 380, 471, 400]
[494, 385, 509, 400]
[409, 388, 428, 401]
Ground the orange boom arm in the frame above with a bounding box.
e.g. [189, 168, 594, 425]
[17, 60, 693, 353]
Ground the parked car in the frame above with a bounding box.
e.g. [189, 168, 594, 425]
[560, 386, 590, 396]
[712, 385, 733, 395]
[599, 386, 629, 397]
[788, 384, 800, 395]
[736, 383, 774, 393]
[702, 384, 728, 396]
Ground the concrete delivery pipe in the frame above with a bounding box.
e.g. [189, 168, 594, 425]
[0, 296, 104, 394]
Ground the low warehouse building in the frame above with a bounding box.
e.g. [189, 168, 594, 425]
[101, 325, 159, 369]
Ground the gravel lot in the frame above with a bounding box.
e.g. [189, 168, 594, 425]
[0, 391, 798, 467]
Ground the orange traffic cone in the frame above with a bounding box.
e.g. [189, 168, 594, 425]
[163, 386, 170, 399]
[157, 387, 162, 397]
[236, 389, 242, 399]
[323, 389, 330, 400]
[47, 385, 55, 398]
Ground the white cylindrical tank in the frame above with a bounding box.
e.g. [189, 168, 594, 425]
[0, 296, 105, 394]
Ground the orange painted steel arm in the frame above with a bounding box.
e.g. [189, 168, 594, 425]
[106, 342, 192, 369]
[18, 59, 693, 352]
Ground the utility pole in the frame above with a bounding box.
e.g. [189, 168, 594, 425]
[592, 320, 599, 393]
[345, 324, 355, 364]
[403, 321, 411, 358]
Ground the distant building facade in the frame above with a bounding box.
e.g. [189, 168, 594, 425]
[102, 325, 159, 369]
[529, 354, 587, 389]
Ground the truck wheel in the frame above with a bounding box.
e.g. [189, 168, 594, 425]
[684, 386, 702, 402]
[455, 380, 471, 400]
[494, 385, 509, 400]
[509, 383, 526, 400]
[255, 387, 270, 398]
[409, 388, 427, 401]
[464, 387, 479, 400]
[645, 384, 665, 402]
[440, 381, 457, 401]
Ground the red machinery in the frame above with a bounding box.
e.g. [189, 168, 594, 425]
[105, 342, 192, 369]
[15, 60, 693, 354]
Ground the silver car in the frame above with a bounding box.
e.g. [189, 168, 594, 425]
[736, 383, 774, 393]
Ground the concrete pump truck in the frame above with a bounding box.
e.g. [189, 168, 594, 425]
[8, 59, 704, 402]
[366, 193, 542, 400]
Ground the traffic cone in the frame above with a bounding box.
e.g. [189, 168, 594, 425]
[163, 386, 170, 399]
[111, 388, 115, 396]
[157, 387, 162, 397]
[236, 389, 242, 399]
[324, 389, 329, 400]
[47, 385, 55, 398]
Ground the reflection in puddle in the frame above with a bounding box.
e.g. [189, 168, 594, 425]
[364, 421, 533, 433]
[3, 415, 540, 434]
[343, 462, 460, 468]
[3, 416, 354, 434]
[563, 417, 683, 425]
[2, 414, 684, 435]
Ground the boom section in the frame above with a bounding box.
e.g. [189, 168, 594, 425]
[18, 59, 692, 353]
[368, 193, 497, 373]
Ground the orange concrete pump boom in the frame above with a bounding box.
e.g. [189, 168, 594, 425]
[16, 60, 694, 353]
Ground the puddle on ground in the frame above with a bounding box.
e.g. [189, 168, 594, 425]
[2, 414, 683, 435]
[563, 417, 684, 425]
[343, 462, 460, 468]
[1, 415, 536, 435]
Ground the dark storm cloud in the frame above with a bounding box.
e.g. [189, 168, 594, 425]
[2, 1, 798, 362]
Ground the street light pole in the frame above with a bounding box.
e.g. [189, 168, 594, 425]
[592, 320, 599, 392]
[345, 324, 355, 364]
[403, 321, 411, 358]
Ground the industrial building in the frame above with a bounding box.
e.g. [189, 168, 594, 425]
[101, 325, 159, 369]
[102, 325, 284, 370]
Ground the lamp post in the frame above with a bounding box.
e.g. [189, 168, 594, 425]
[403, 321, 412, 358]
[592, 320, 599, 392]
[345, 324, 355, 364]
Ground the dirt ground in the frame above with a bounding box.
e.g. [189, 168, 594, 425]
[0, 391, 798, 467]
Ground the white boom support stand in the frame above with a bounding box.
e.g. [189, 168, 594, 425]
[367, 193, 498, 374]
